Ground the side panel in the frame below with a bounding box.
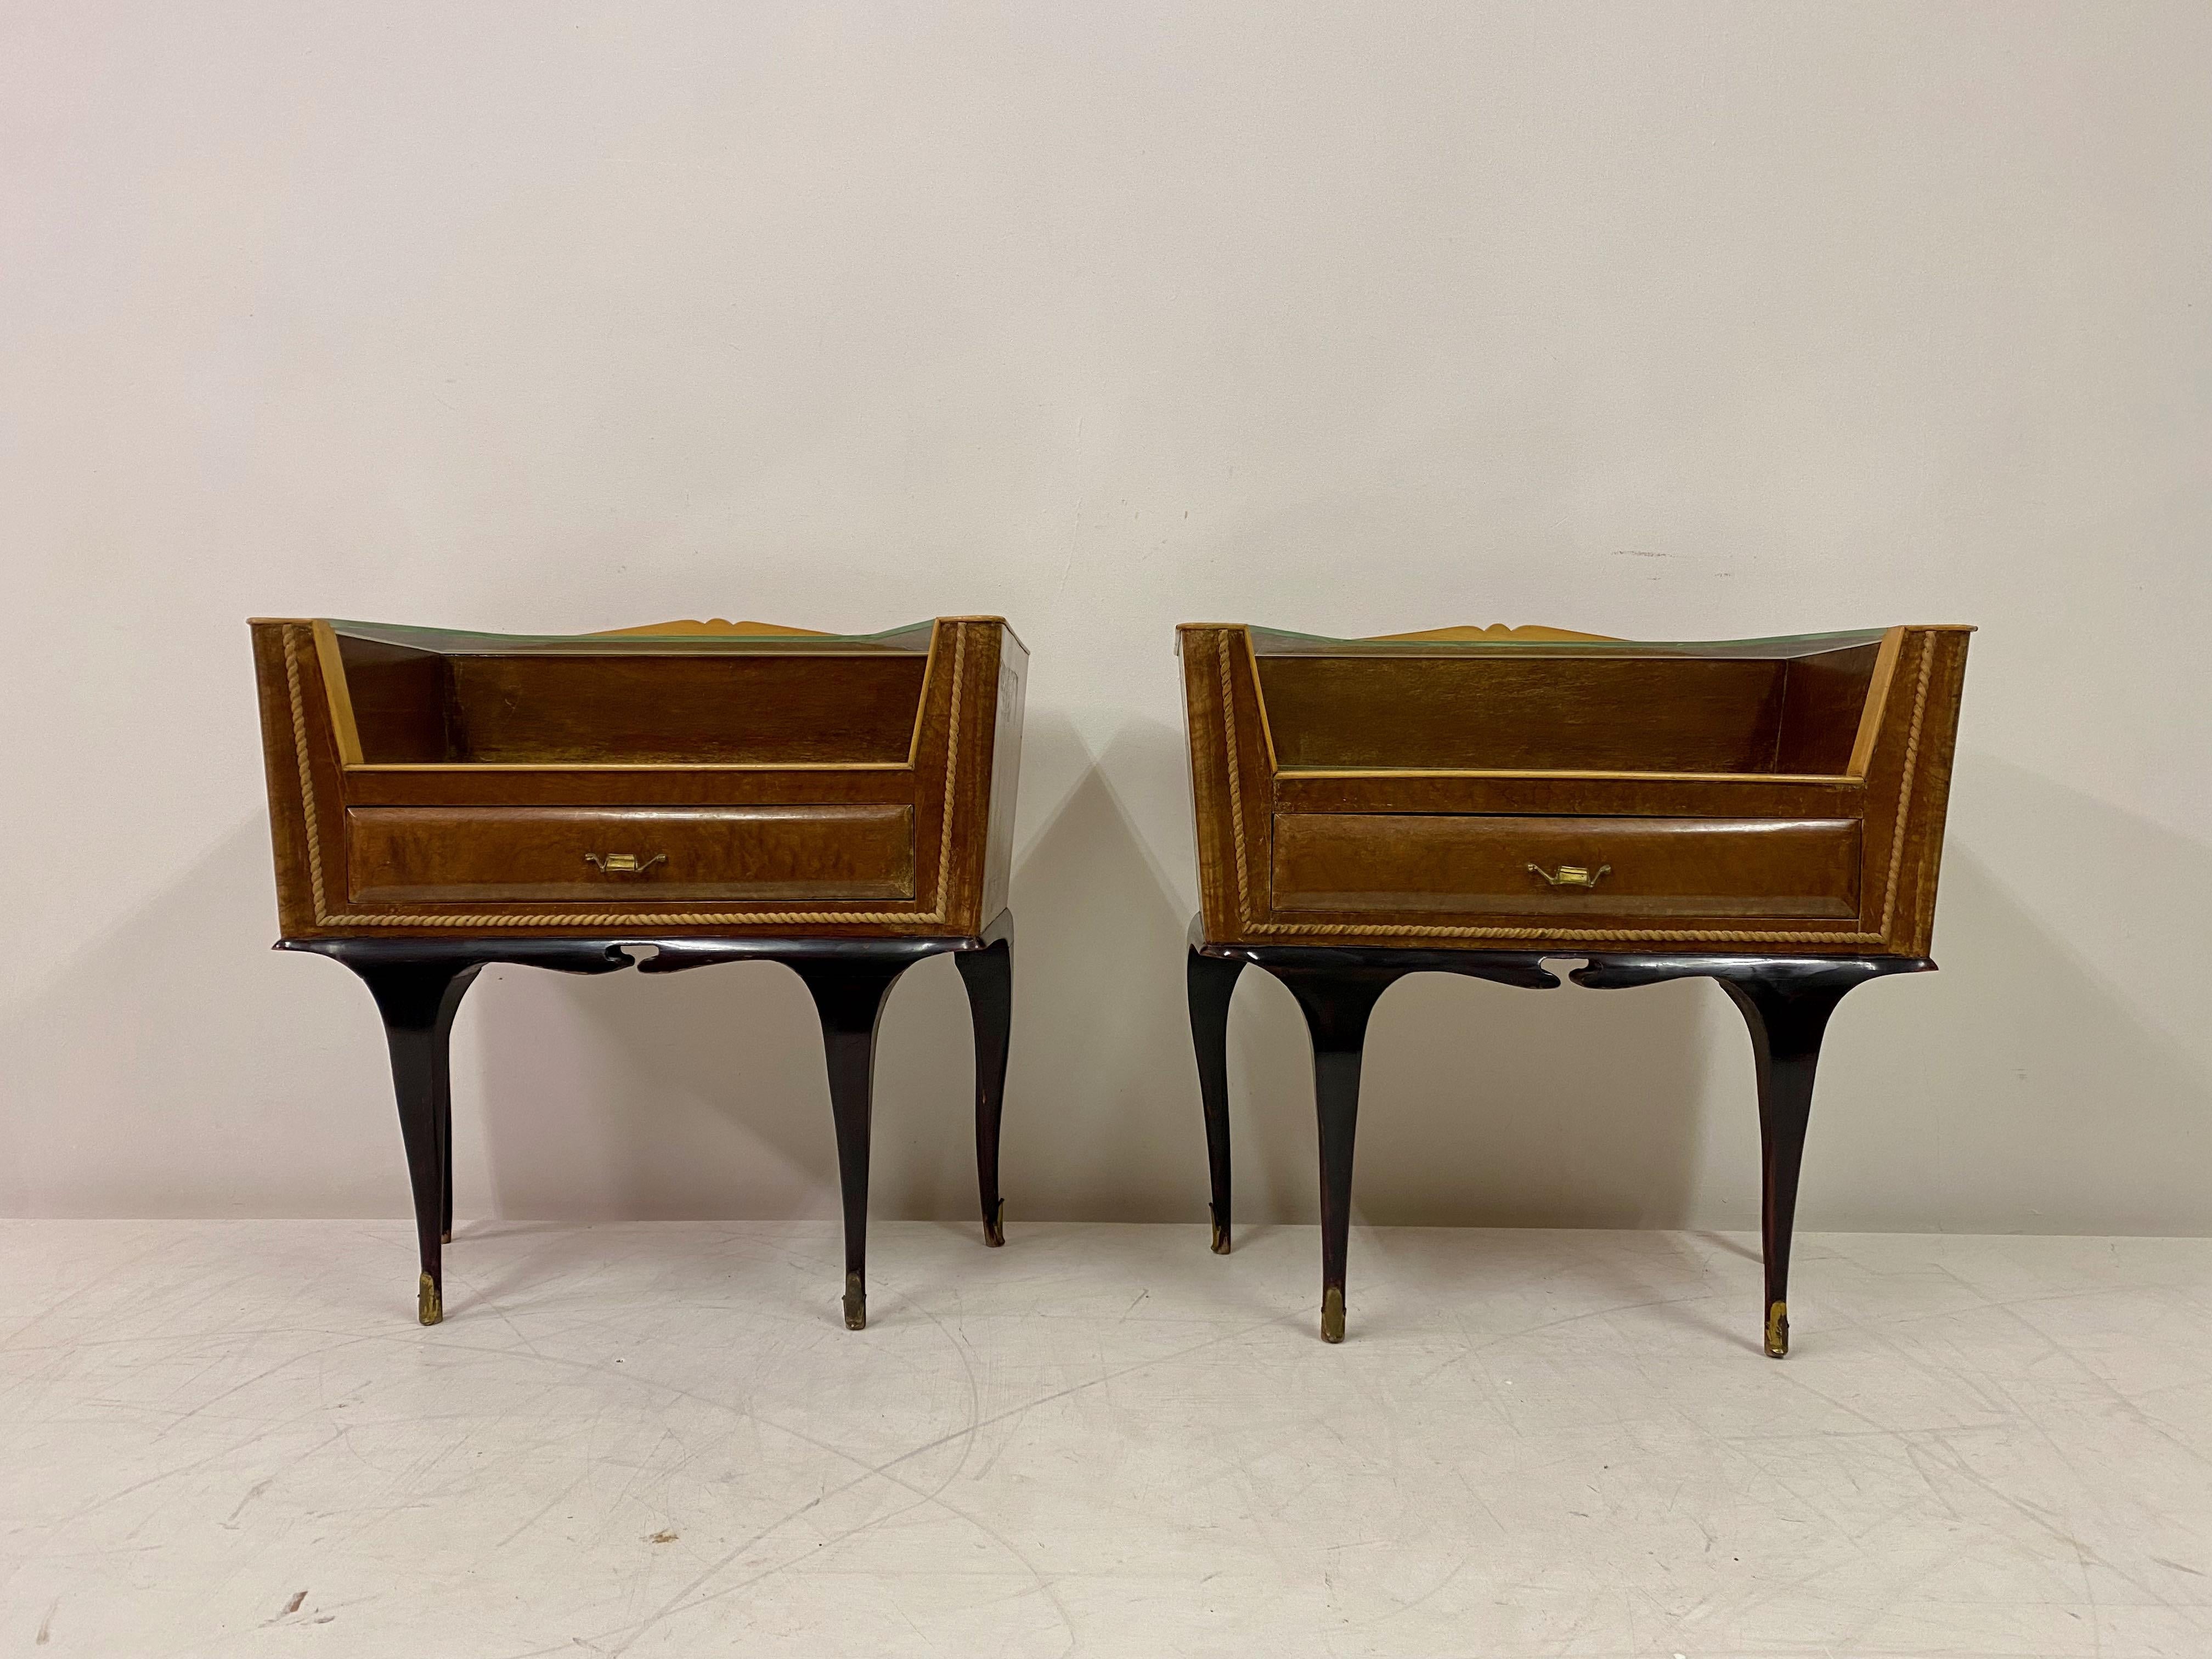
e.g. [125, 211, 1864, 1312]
[1853, 626, 1972, 955]
[978, 628, 1028, 928]
[1894, 629, 1972, 956]
[1178, 625, 1274, 946]
[922, 619, 1000, 936]
[250, 620, 321, 939]
[1771, 643, 1881, 774]
[332, 631, 453, 764]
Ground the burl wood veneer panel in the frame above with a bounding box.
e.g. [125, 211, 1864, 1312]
[251, 616, 1026, 939]
[346, 805, 916, 905]
[1272, 814, 1861, 920]
[1178, 621, 1971, 957]
[1256, 655, 1792, 773]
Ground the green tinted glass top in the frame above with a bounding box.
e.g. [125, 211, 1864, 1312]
[327, 619, 938, 656]
[1244, 625, 1889, 659]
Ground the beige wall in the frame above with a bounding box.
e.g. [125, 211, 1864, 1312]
[5, 3, 2209, 1234]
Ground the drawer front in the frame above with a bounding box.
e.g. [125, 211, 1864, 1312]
[1272, 814, 1860, 919]
[347, 806, 913, 905]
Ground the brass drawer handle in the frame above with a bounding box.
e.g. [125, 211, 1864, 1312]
[1528, 861, 1610, 889]
[583, 852, 666, 876]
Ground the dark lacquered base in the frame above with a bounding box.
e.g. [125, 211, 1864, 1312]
[1186, 916, 1931, 1355]
[285, 911, 1013, 1330]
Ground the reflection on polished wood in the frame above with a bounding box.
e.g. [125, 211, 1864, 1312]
[250, 615, 1028, 1329]
[1178, 618, 1971, 1354]
[1177, 620, 1970, 955]
[590, 618, 833, 637]
[251, 616, 1026, 937]
[1365, 622, 1621, 643]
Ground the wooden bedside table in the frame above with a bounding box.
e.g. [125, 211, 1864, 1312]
[1177, 621, 1972, 1353]
[250, 616, 1027, 1329]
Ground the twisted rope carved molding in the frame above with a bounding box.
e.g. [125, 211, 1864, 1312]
[284, 624, 968, 929]
[1211, 629, 1934, 946]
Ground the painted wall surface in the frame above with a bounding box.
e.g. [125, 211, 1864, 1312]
[4, 3, 2208, 1234]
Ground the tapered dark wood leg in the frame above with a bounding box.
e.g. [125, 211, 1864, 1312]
[1719, 968, 1870, 1358]
[436, 1037, 455, 1246]
[953, 938, 1013, 1248]
[344, 958, 483, 1326]
[1571, 952, 1926, 1359]
[790, 959, 912, 1331]
[1187, 947, 1246, 1254]
[1269, 966, 1402, 1343]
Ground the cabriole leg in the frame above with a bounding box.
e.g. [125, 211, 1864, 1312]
[1187, 947, 1246, 1254]
[791, 960, 911, 1331]
[953, 938, 1013, 1248]
[345, 958, 483, 1326]
[1269, 966, 1400, 1344]
[1719, 970, 1866, 1358]
[437, 1035, 455, 1246]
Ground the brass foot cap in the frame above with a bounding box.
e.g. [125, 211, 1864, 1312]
[417, 1272, 443, 1327]
[441, 1229, 452, 1244]
[983, 1201, 1005, 1249]
[1764, 1300, 1789, 1359]
[1321, 1286, 1346, 1344]
[843, 1274, 867, 1331]
[1210, 1211, 1231, 1256]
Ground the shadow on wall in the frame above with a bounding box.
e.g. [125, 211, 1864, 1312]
[461, 709, 1199, 1224]
[987, 713, 1205, 1222]
[3, 752, 2208, 1237]
[992, 703, 1715, 1229]
[0, 816, 432, 1217]
[1795, 754, 2212, 1235]
[1312, 966, 1713, 1229]
[468, 950, 879, 1223]
[463, 794, 1065, 1223]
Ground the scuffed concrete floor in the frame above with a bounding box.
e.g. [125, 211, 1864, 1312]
[3, 1220, 2209, 1657]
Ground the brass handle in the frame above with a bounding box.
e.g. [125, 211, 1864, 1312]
[583, 852, 666, 876]
[1528, 861, 1610, 889]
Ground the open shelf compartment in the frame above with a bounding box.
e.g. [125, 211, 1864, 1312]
[1246, 625, 1897, 779]
[322, 619, 937, 769]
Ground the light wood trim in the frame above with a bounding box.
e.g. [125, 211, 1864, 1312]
[1209, 628, 1924, 947]
[906, 621, 941, 769]
[589, 618, 830, 637]
[281, 622, 972, 930]
[1243, 630, 1281, 774]
[299, 614, 941, 772]
[345, 762, 915, 774]
[934, 615, 1026, 652]
[1847, 625, 1907, 780]
[310, 619, 364, 767]
[1278, 766, 1866, 786]
[1365, 623, 1621, 643]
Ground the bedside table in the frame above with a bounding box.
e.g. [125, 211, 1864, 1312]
[1177, 621, 1971, 1353]
[250, 616, 1027, 1329]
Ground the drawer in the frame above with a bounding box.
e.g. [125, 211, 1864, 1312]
[1271, 814, 1860, 919]
[346, 806, 914, 905]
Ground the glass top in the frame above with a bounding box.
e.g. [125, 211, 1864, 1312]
[1245, 624, 1891, 659]
[328, 618, 938, 656]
